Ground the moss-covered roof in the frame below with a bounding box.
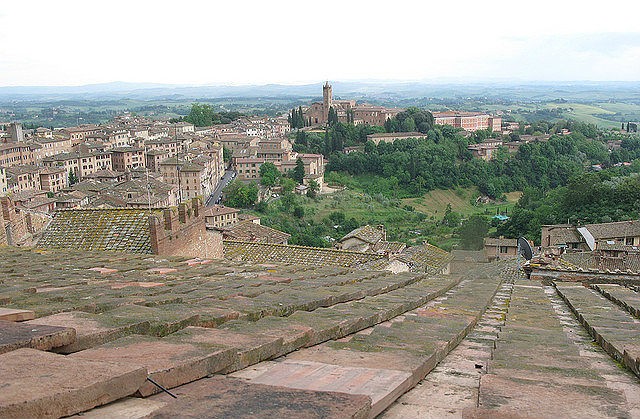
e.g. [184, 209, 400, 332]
[223, 240, 386, 268]
[37, 209, 163, 253]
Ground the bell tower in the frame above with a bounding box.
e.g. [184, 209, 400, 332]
[322, 81, 332, 123]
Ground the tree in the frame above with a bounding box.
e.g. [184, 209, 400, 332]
[293, 206, 305, 218]
[293, 158, 305, 184]
[307, 179, 320, 198]
[68, 169, 79, 185]
[185, 103, 214, 127]
[223, 180, 258, 208]
[328, 106, 339, 126]
[280, 178, 296, 195]
[457, 215, 490, 250]
[223, 147, 232, 165]
[442, 203, 461, 227]
[259, 162, 280, 187]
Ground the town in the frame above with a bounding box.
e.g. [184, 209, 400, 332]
[2, 75, 640, 419]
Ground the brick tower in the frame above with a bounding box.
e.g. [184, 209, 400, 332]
[322, 81, 332, 123]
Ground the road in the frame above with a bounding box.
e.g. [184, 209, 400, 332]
[206, 168, 236, 206]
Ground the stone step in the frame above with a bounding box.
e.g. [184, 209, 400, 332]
[555, 283, 640, 378]
[0, 319, 76, 354]
[232, 264, 506, 418]
[0, 348, 147, 418]
[592, 283, 640, 318]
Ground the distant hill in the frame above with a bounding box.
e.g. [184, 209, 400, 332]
[1, 80, 640, 102]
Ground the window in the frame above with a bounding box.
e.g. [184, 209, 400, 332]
[499, 246, 509, 254]
[626, 237, 634, 245]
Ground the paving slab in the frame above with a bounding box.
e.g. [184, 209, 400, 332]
[555, 283, 640, 377]
[593, 283, 640, 318]
[25, 311, 150, 353]
[0, 307, 35, 322]
[0, 348, 147, 419]
[174, 326, 284, 373]
[144, 375, 371, 419]
[70, 333, 235, 397]
[239, 264, 505, 418]
[70, 397, 167, 419]
[248, 359, 412, 418]
[474, 283, 636, 418]
[0, 319, 76, 354]
[104, 304, 200, 337]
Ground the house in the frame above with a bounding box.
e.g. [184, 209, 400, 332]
[484, 237, 519, 261]
[336, 224, 406, 255]
[366, 132, 426, 145]
[542, 220, 640, 254]
[220, 220, 290, 244]
[204, 205, 240, 228]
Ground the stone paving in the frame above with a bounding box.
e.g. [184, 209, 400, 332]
[472, 283, 638, 418]
[231, 262, 507, 418]
[379, 269, 516, 418]
[0, 246, 454, 416]
[555, 283, 640, 378]
[0, 348, 147, 418]
[593, 283, 640, 318]
[3, 244, 640, 418]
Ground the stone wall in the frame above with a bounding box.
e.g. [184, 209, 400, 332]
[149, 197, 223, 259]
[0, 197, 27, 245]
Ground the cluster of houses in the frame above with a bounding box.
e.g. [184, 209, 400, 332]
[483, 220, 640, 272]
[0, 112, 328, 245]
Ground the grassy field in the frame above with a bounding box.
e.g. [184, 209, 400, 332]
[286, 186, 522, 250]
[477, 102, 640, 129]
[401, 188, 521, 218]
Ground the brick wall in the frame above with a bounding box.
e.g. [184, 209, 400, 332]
[149, 197, 223, 259]
[0, 219, 6, 246]
[0, 197, 27, 245]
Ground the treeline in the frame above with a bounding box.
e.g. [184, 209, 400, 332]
[171, 103, 244, 126]
[496, 167, 640, 243]
[292, 123, 385, 155]
[327, 127, 616, 198]
[384, 107, 434, 133]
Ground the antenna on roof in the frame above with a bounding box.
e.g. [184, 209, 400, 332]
[517, 236, 533, 280]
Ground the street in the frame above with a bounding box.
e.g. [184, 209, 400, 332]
[206, 168, 236, 206]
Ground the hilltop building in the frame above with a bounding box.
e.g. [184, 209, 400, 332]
[303, 82, 402, 127]
[433, 111, 502, 133]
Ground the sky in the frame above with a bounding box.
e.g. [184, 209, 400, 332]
[0, 0, 639, 87]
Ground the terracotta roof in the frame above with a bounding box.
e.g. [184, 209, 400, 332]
[221, 221, 290, 244]
[38, 209, 163, 253]
[396, 243, 453, 272]
[204, 205, 240, 217]
[586, 220, 640, 240]
[223, 240, 385, 268]
[340, 225, 385, 245]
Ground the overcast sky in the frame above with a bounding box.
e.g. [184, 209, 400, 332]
[0, 0, 639, 86]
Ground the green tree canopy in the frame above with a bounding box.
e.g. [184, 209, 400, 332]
[457, 215, 490, 250]
[293, 158, 305, 184]
[259, 162, 280, 187]
[223, 180, 258, 208]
